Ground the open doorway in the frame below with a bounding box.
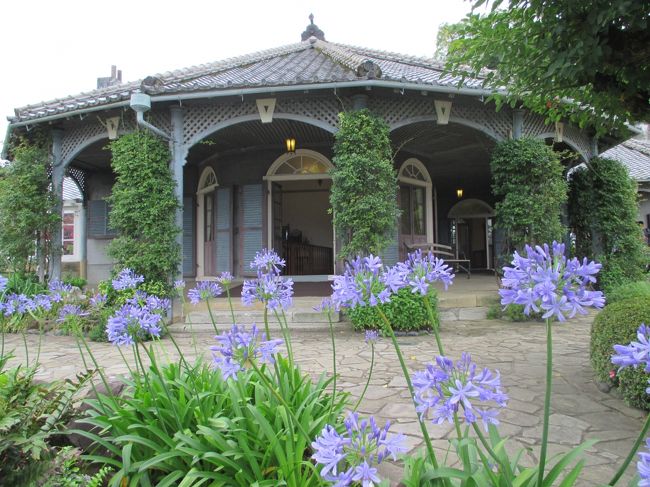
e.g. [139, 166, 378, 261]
[448, 199, 495, 270]
[265, 150, 334, 276]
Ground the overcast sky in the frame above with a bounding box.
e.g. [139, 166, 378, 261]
[0, 0, 475, 153]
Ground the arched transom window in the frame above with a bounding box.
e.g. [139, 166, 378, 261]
[398, 158, 431, 186]
[197, 167, 218, 193]
[275, 155, 330, 175]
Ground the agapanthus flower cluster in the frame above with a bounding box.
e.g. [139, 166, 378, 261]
[0, 275, 8, 293]
[89, 293, 107, 308]
[187, 280, 223, 305]
[48, 280, 73, 302]
[57, 304, 88, 323]
[394, 249, 455, 295]
[216, 271, 234, 285]
[210, 324, 283, 379]
[1, 293, 37, 317]
[112, 268, 145, 291]
[611, 324, 650, 395]
[499, 242, 605, 322]
[311, 411, 407, 486]
[638, 438, 650, 487]
[106, 301, 164, 347]
[413, 353, 507, 430]
[365, 329, 379, 344]
[241, 249, 294, 311]
[331, 255, 390, 309]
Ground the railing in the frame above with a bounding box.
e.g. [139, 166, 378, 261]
[283, 242, 333, 275]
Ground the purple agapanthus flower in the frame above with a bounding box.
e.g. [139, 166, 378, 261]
[331, 255, 392, 310]
[311, 411, 407, 486]
[0, 275, 8, 293]
[2, 293, 35, 316]
[413, 353, 508, 430]
[365, 329, 380, 344]
[57, 304, 89, 323]
[251, 249, 286, 275]
[106, 302, 163, 346]
[33, 294, 53, 312]
[216, 272, 234, 285]
[48, 279, 73, 294]
[394, 249, 455, 295]
[210, 324, 283, 379]
[314, 297, 335, 313]
[499, 242, 605, 322]
[89, 293, 107, 308]
[187, 280, 223, 305]
[174, 279, 185, 290]
[639, 438, 650, 487]
[112, 268, 145, 291]
[241, 272, 294, 311]
[612, 324, 650, 394]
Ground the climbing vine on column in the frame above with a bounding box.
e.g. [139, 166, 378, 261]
[107, 130, 180, 286]
[330, 109, 400, 259]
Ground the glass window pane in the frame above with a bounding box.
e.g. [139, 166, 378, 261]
[63, 242, 74, 255]
[63, 213, 74, 224]
[413, 187, 426, 235]
[205, 195, 213, 240]
[400, 186, 411, 235]
[63, 225, 74, 240]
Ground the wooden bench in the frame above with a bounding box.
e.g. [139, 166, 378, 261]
[404, 242, 471, 278]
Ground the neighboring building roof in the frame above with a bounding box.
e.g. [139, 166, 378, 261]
[9, 36, 486, 124]
[602, 137, 650, 182]
[63, 177, 82, 201]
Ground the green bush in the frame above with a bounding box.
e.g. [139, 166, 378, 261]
[487, 301, 542, 322]
[0, 354, 91, 486]
[590, 296, 650, 410]
[605, 280, 650, 305]
[76, 356, 346, 486]
[348, 288, 437, 333]
[4, 272, 45, 296]
[62, 275, 87, 290]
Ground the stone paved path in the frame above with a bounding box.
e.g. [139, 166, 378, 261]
[3, 314, 644, 486]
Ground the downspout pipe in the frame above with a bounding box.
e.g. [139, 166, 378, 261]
[130, 93, 172, 141]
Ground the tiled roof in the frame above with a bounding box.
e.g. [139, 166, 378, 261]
[9, 39, 486, 124]
[602, 137, 650, 182]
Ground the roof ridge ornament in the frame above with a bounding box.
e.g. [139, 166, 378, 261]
[301, 13, 325, 42]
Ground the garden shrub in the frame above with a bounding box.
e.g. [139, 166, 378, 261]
[605, 280, 650, 305]
[62, 275, 87, 290]
[0, 353, 91, 486]
[76, 356, 346, 486]
[330, 109, 400, 258]
[491, 138, 567, 255]
[4, 272, 45, 296]
[568, 159, 648, 293]
[590, 296, 650, 410]
[107, 131, 180, 286]
[0, 138, 59, 275]
[487, 301, 542, 322]
[348, 288, 437, 333]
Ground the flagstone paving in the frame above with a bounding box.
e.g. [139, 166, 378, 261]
[3, 313, 643, 486]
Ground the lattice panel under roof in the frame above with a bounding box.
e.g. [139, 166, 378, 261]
[183, 102, 259, 147]
[275, 97, 344, 131]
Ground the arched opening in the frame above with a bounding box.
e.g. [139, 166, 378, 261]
[196, 167, 219, 277]
[398, 158, 434, 259]
[447, 198, 495, 270]
[265, 149, 334, 276]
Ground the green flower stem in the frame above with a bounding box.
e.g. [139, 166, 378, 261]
[423, 295, 445, 355]
[537, 318, 553, 487]
[179, 294, 198, 357]
[263, 307, 271, 341]
[249, 361, 311, 442]
[471, 423, 514, 484]
[21, 329, 29, 366]
[326, 309, 338, 420]
[608, 412, 650, 485]
[273, 308, 294, 364]
[353, 343, 374, 412]
[225, 286, 237, 325]
[377, 308, 446, 485]
[205, 298, 219, 335]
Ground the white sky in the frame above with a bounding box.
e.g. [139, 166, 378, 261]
[0, 0, 474, 153]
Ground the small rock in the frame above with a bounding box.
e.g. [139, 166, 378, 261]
[596, 381, 611, 393]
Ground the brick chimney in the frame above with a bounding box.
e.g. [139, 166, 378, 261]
[96, 65, 123, 89]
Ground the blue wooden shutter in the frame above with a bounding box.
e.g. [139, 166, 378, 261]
[87, 200, 115, 238]
[215, 187, 232, 274]
[240, 184, 264, 276]
[382, 224, 399, 266]
[182, 197, 195, 277]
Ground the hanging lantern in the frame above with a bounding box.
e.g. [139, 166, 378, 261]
[285, 137, 296, 153]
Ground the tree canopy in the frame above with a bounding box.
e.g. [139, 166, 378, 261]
[445, 0, 650, 135]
